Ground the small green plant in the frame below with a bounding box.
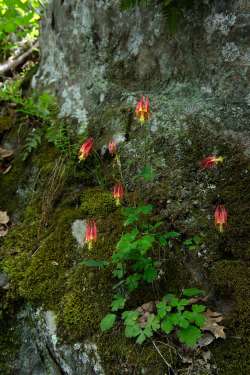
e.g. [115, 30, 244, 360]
[93, 203, 207, 347]
[183, 235, 203, 251]
[22, 127, 42, 160]
[0, 79, 74, 159]
[0, 80, 57, 120]
[136, 164, 155, 182]
[111, 204, 180, 292]
[45, 121, 71, 154]
[101, 288, 207, 347]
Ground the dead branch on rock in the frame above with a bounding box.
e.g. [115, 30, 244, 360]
[0, 41, 39, 77]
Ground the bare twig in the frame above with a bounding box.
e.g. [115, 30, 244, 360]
[0, 41, 39, 76]
[151, 340, 175, 374]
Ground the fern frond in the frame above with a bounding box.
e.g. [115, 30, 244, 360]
[22, 128, 43, 160]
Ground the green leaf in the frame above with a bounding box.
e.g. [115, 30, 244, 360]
[168, 296, 189, 310]
[124, 214, 140, 226]
[100, 314, 116, 332]
[4, 22, 16, 33]
[136, 332, 147, 344]
[143, 264, 157, 283]
[132, 257, 152, 272]
[193, 235, 203, 245]
[117, 229, 139, 247]
[177, 325, 202, 347]
[192, 304, 206, 313]
[137, 235, 155, 254]
[183, 239, 193, 246]
[149, 315, 160, 332]
[80, 259, 109, 268]
[112, 263, 124, 279]
[156, 301, 172, 319]
[183, 288, 205, 297]
[113, 230, 138, 260]
[170, 312, 189, 328]
[122, 310, 139, 323]
[138, 165, 155, 182]
[159, 237, 167, 246]
[139, 204, 153, 215]
[111, 295, 126, 312]
[183, 305, 206, 327]
[163, 231, 180, 239]
[126, 274, 141, 291]
[161, 318, 174, 334]
[125, 324, 141, 338]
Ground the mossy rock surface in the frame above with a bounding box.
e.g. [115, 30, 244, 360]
[58, 264, 113, 340]
[0, 116, 12, 134]
[95, 331, 177, 375]
[1, 109, 250, 374]
[80, 187, 116, 217]
[209, 260, 250, 375]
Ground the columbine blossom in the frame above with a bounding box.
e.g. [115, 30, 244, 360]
[200, 155, 224, 169]
[108, 140, 117, 156]
[113, 183, 124, 206]
[85, 220, 97, 250]
[214, 205, 228, 233]
[135, 96, 150, 124]
[79, 138, 94, 161]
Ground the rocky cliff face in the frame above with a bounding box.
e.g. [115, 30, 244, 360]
[1, 0, 250, 374]
[34, 0, 250, 142]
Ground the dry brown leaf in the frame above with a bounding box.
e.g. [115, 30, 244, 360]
[2, 164, 12, 174]
[189, 295, 209, 304]
[137, 301, 155, 314]
[0, 225, 8, 237]
[202, 309, 226, 339]
[137, 301, 155, 328]
[0, 146, 14, 159]
[0, 211, 9, 225]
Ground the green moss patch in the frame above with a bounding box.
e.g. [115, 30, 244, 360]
[210, 260, 250, 375]
[95, 330, 177, 375]
[80, 187, 116, 217]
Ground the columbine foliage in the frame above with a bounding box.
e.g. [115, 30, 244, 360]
[81, 200, 206, 347]
[101, 289, 206, 347]
[98, 204, 207, 347]
[111, 204, 179, 291]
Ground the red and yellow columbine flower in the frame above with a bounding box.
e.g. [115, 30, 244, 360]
[135, 96, 150, 124]
[79, 138, 94, 161]
[214, 205, 228, 233]
[113, 183, 124, 206]
[85, 220, 97, 250]
[200, 155, 224, 169]
[108, 140, 117, 156]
